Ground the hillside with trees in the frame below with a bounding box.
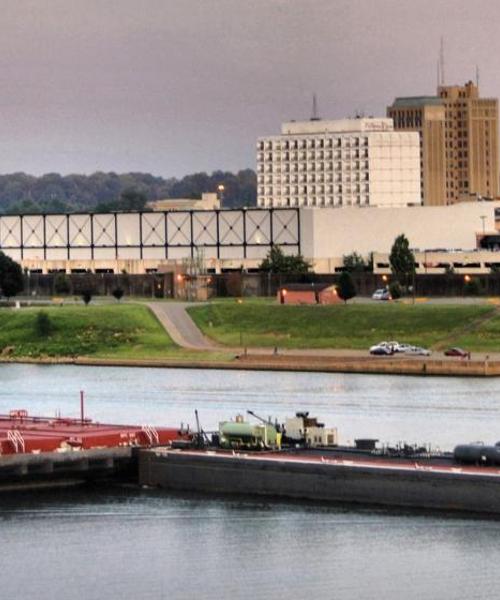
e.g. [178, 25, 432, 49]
[0, 169, 256, 214]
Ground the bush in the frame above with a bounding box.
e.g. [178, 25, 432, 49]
[388, 281, 402, 300]
[464, 279, 480, 296]
[35, 311, 52, 337]
[112, 287, 124, 301]
[0, 251, 23, 298]
[337, 271, 356, 303]
[82, 290, 93, 305]
[54, 273, 71, 294]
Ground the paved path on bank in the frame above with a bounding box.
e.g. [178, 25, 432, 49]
[148, 302, 218, 350]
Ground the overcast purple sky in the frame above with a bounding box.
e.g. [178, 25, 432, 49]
[0, 0, 497, 178]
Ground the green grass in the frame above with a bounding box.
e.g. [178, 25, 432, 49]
[453, 311, 500, 352]
[188, 303, 496, 350]
[0, 305, 232, 361]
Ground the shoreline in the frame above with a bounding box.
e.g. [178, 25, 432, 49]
[0, 353, 498, 377]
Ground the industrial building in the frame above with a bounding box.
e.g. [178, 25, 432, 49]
[1, 201, 499, 276]
[256, 118, 421, 209]
[147, 192, 220, 211]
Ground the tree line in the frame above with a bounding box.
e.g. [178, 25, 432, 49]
[0, 169, 257, 214]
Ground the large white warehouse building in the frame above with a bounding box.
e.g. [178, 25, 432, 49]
[257, 117, 421, 209]
[0, 202, 498, 275]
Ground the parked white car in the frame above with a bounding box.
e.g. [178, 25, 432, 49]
[394, 343, 412, 353]
[406, 346, 431, 356]
[372, 340, 400, 353]
[372, 288, 391, 301]
[369, 344, 394, 356]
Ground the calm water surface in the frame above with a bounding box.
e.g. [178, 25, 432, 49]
[1, 364, 500, 600]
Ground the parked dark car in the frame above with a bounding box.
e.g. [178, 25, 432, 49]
[444, 347, 470, 358]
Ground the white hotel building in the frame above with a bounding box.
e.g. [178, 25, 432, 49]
[257, 118, 421, 208]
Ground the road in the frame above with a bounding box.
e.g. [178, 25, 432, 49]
[148, 302, 219, 350]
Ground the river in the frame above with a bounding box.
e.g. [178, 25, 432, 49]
[1, 364, 500, 600]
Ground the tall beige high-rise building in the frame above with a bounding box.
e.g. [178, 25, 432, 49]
[387, 97, 446, 205]
[388, 81, 499, 205]
[438, 81, 498, 203]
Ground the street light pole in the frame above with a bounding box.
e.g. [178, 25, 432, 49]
[217, 184, 225, 208]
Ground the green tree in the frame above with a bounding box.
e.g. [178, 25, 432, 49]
[388, 281, 402, 300]
[35, 311, 52, 337]
[389, 234, 415, 290]
[464, 278, 480, 296]
[0, 169, 257, 214]
[54, 273, 71, 294]
[112, 287, 124, 301]
[337, 271, 356, 303]
[259, 246, 311, 274]
[342, 252, 367, 272]
[0, 251, 24, 298]
[81, 290, 93, 305]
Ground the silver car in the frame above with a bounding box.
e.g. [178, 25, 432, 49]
[406, 346, 431, 356]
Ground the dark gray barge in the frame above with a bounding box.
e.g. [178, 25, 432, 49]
[139, 448, 500, 515]
[0, 447, 136, 491]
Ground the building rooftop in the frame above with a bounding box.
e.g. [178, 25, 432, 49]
[281, 118, 394, 136]
[147, 193, 220, 211]
[279, 283, 335, 292]
[390, 96, 443, 108]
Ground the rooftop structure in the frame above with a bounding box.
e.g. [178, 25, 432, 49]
[147, 192, 220, 211]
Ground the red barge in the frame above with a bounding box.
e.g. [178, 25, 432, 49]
[0, 407, 190, 491]
[0, 409, 184, 455]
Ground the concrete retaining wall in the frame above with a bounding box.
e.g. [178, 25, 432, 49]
[236, 354, 500, 377]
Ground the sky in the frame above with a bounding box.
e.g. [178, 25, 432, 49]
[0, 0, 499, 178]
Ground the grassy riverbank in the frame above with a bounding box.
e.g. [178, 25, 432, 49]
[0, 305, 230, 361]
[188, 302, 498, 350]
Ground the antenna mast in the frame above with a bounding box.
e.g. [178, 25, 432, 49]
[476, 65, 480, 89]
[311, 93, 320, 121]
[439, 37, 445, 86]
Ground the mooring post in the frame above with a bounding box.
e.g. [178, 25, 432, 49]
[80, 390, 85, 424]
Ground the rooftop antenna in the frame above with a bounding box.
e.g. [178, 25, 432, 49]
[439, 36, 445, 86]
[437, 60, 440, 88]
[311, 93, 320, 121]
[476, 65, 480, 88]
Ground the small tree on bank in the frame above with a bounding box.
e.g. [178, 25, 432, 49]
[54, 273, 71, 295]
[388, 281, 402, 300]
[337, 271, 357, 304]
[35, 311, 52, 337]
[0, 251, 24, 298]
[81, 290, 93, 305]
[112, 287, 124, 302]
[389, 234, 415, 292]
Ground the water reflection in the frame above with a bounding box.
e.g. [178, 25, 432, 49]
[1, 364, 500, 599]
